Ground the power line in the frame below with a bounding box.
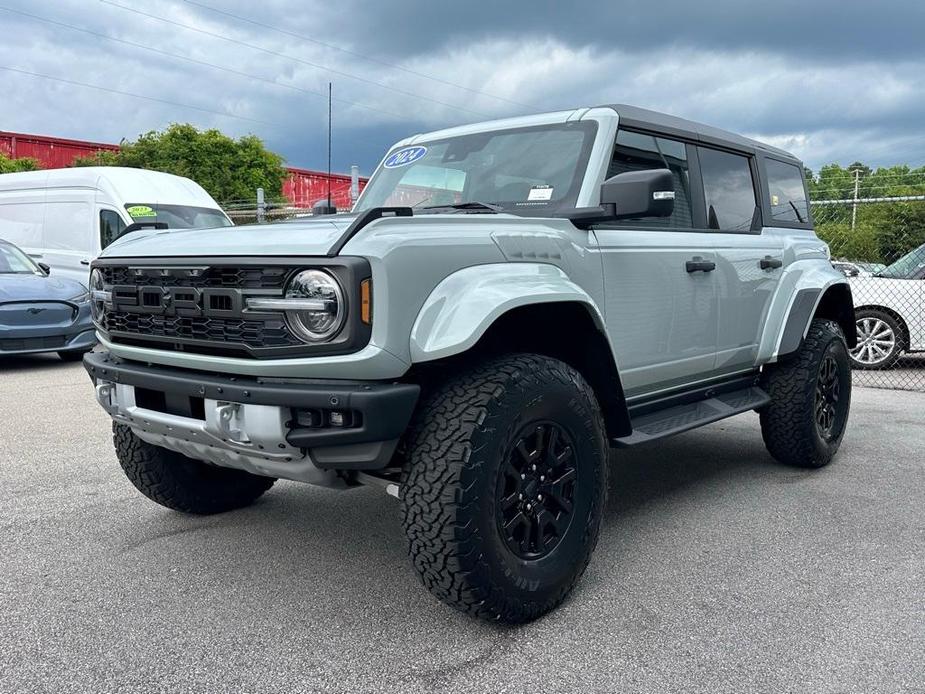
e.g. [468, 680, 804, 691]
[180, 0, 535, 111]
[0, 5, 408, 122]
[0, 65, 277, 125]
[99, 0, 493, 119]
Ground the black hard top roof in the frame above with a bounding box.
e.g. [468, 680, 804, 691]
[602, 104, 799, 164]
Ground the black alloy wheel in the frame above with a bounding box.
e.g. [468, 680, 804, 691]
[496, 422, 578, 560]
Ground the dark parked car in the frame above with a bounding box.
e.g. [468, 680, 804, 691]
[0, 239, 95, 360]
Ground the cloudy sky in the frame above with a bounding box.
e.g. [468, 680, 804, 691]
[1, 0, 923, 175]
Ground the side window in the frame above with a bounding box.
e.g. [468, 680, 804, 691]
[0, 201, 44, 247]
[698, 147, 758, 232]
[44, 202, 92, 251]
[765, 159, 809, 224]
[100, 210, 126, 249]
[602, 130, 693, 228]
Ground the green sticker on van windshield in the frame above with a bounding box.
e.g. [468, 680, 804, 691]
[127, 205, 156, 218]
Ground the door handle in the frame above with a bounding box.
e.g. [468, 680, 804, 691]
[686, 257, 716, 273]
[80, 259, 91, 266]
[760, 256, 783, 270]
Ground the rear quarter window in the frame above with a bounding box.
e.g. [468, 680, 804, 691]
[765, 159, 809, 224]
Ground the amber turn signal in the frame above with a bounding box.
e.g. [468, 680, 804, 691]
[360, 279, 372, 324]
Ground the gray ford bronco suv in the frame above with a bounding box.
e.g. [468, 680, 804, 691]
[85, 105, 855, 623]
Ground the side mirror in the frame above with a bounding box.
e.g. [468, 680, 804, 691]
[563, 168, 675, 228]
[601, 168, 675, 220]
[38, 262, 51, 275]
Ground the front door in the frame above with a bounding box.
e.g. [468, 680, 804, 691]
[593, 129, 718, 399]
[595, 229, 719, 398]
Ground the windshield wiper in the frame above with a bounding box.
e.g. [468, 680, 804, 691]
[418, 201, 503, 213]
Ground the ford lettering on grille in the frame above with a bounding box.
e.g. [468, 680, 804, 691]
[112, 285, 244, 318]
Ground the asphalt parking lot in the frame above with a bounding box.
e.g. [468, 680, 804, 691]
[1, 355, 922, 693]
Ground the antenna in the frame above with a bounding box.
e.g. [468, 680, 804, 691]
[327, 81, 332, 210]
[313, 82, 336, 216]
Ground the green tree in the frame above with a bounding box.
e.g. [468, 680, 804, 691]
[0, 153, 41, 173]
[810, 161, 925, 264]
[71, 124, 288, 204]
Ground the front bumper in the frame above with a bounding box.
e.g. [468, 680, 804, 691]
[0, 300, 95, 355]
[83, 351, 419, 483]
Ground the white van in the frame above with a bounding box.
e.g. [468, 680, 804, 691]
[0, 167, 232, 287]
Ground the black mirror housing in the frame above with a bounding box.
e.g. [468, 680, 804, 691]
[38, 262, 51, 274]
[563, 168, 675, 228]
[602, 168, 675, 220]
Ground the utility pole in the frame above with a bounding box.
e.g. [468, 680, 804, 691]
[350, 165, 360, 205]
[851, 168, 860, 231]
[256, 187, 265, 224]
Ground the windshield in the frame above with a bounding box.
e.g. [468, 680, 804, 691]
[0, 242, 41, 275]
[877, 243, 925, 279]
[357, 122, 598, 216]
[124, 203, 232, 230]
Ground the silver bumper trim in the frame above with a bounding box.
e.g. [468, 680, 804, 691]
[95, 380, 343, 486]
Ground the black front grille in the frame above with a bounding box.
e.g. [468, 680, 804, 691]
[93, 257, 372, 360]
[98, 263, 301, 357]
[100, 265, 290, 290]
[102, 312, 300, 348]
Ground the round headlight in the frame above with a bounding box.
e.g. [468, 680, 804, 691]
[89, 269, 105, 324]
[284, 269, 345, 342]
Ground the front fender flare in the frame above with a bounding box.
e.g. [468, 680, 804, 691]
[410, 263, 606, 363]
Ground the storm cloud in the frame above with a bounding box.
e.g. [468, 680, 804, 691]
[0, 0, 922, 174]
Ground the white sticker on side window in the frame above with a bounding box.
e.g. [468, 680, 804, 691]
[527, 185, 553, 201]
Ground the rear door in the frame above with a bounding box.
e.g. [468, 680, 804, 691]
[593, 129, 719, 399]
[699, 147, 784, 375]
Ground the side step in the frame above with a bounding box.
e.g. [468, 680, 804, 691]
[612, 386, 770, 448]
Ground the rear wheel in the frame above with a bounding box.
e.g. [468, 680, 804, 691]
[849, 308, 904, 370]
[760, 319, 852, 468]
[400, 354, 608, 623]
[113, 424, 275, 514]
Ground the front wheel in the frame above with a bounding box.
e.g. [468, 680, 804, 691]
[760, 319, 852, 468]
[400, 354, 608, 623]
[113, 424, 275, 514]
[58, 348, 91, 362]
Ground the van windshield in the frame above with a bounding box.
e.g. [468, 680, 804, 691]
[356, 122, 598, 216]
[124, 204, 232, 230]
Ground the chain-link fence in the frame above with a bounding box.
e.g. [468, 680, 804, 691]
[812, 196, 925, 392]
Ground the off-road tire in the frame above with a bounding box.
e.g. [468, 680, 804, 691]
[113, 423, 275, 514]
[849, 308, 904, 370]
[400, 353, 608, 623]
[58, 349, 90, 362]
[760, 319, 852, 468]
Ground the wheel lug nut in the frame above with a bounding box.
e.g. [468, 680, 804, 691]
[540, 475, 545, 482]
[531, 464, 537, 471]
[520, 473, 525, 480]
[526, 503, 532, 510]
[518, 493, 523, 500]
[538, 494, 543, 501]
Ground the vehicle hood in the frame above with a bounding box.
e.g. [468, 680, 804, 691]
[100, 215, 358, 258]
[0, 273, 86, 302]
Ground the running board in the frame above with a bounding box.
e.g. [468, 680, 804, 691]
[612, 386, 770, 448]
